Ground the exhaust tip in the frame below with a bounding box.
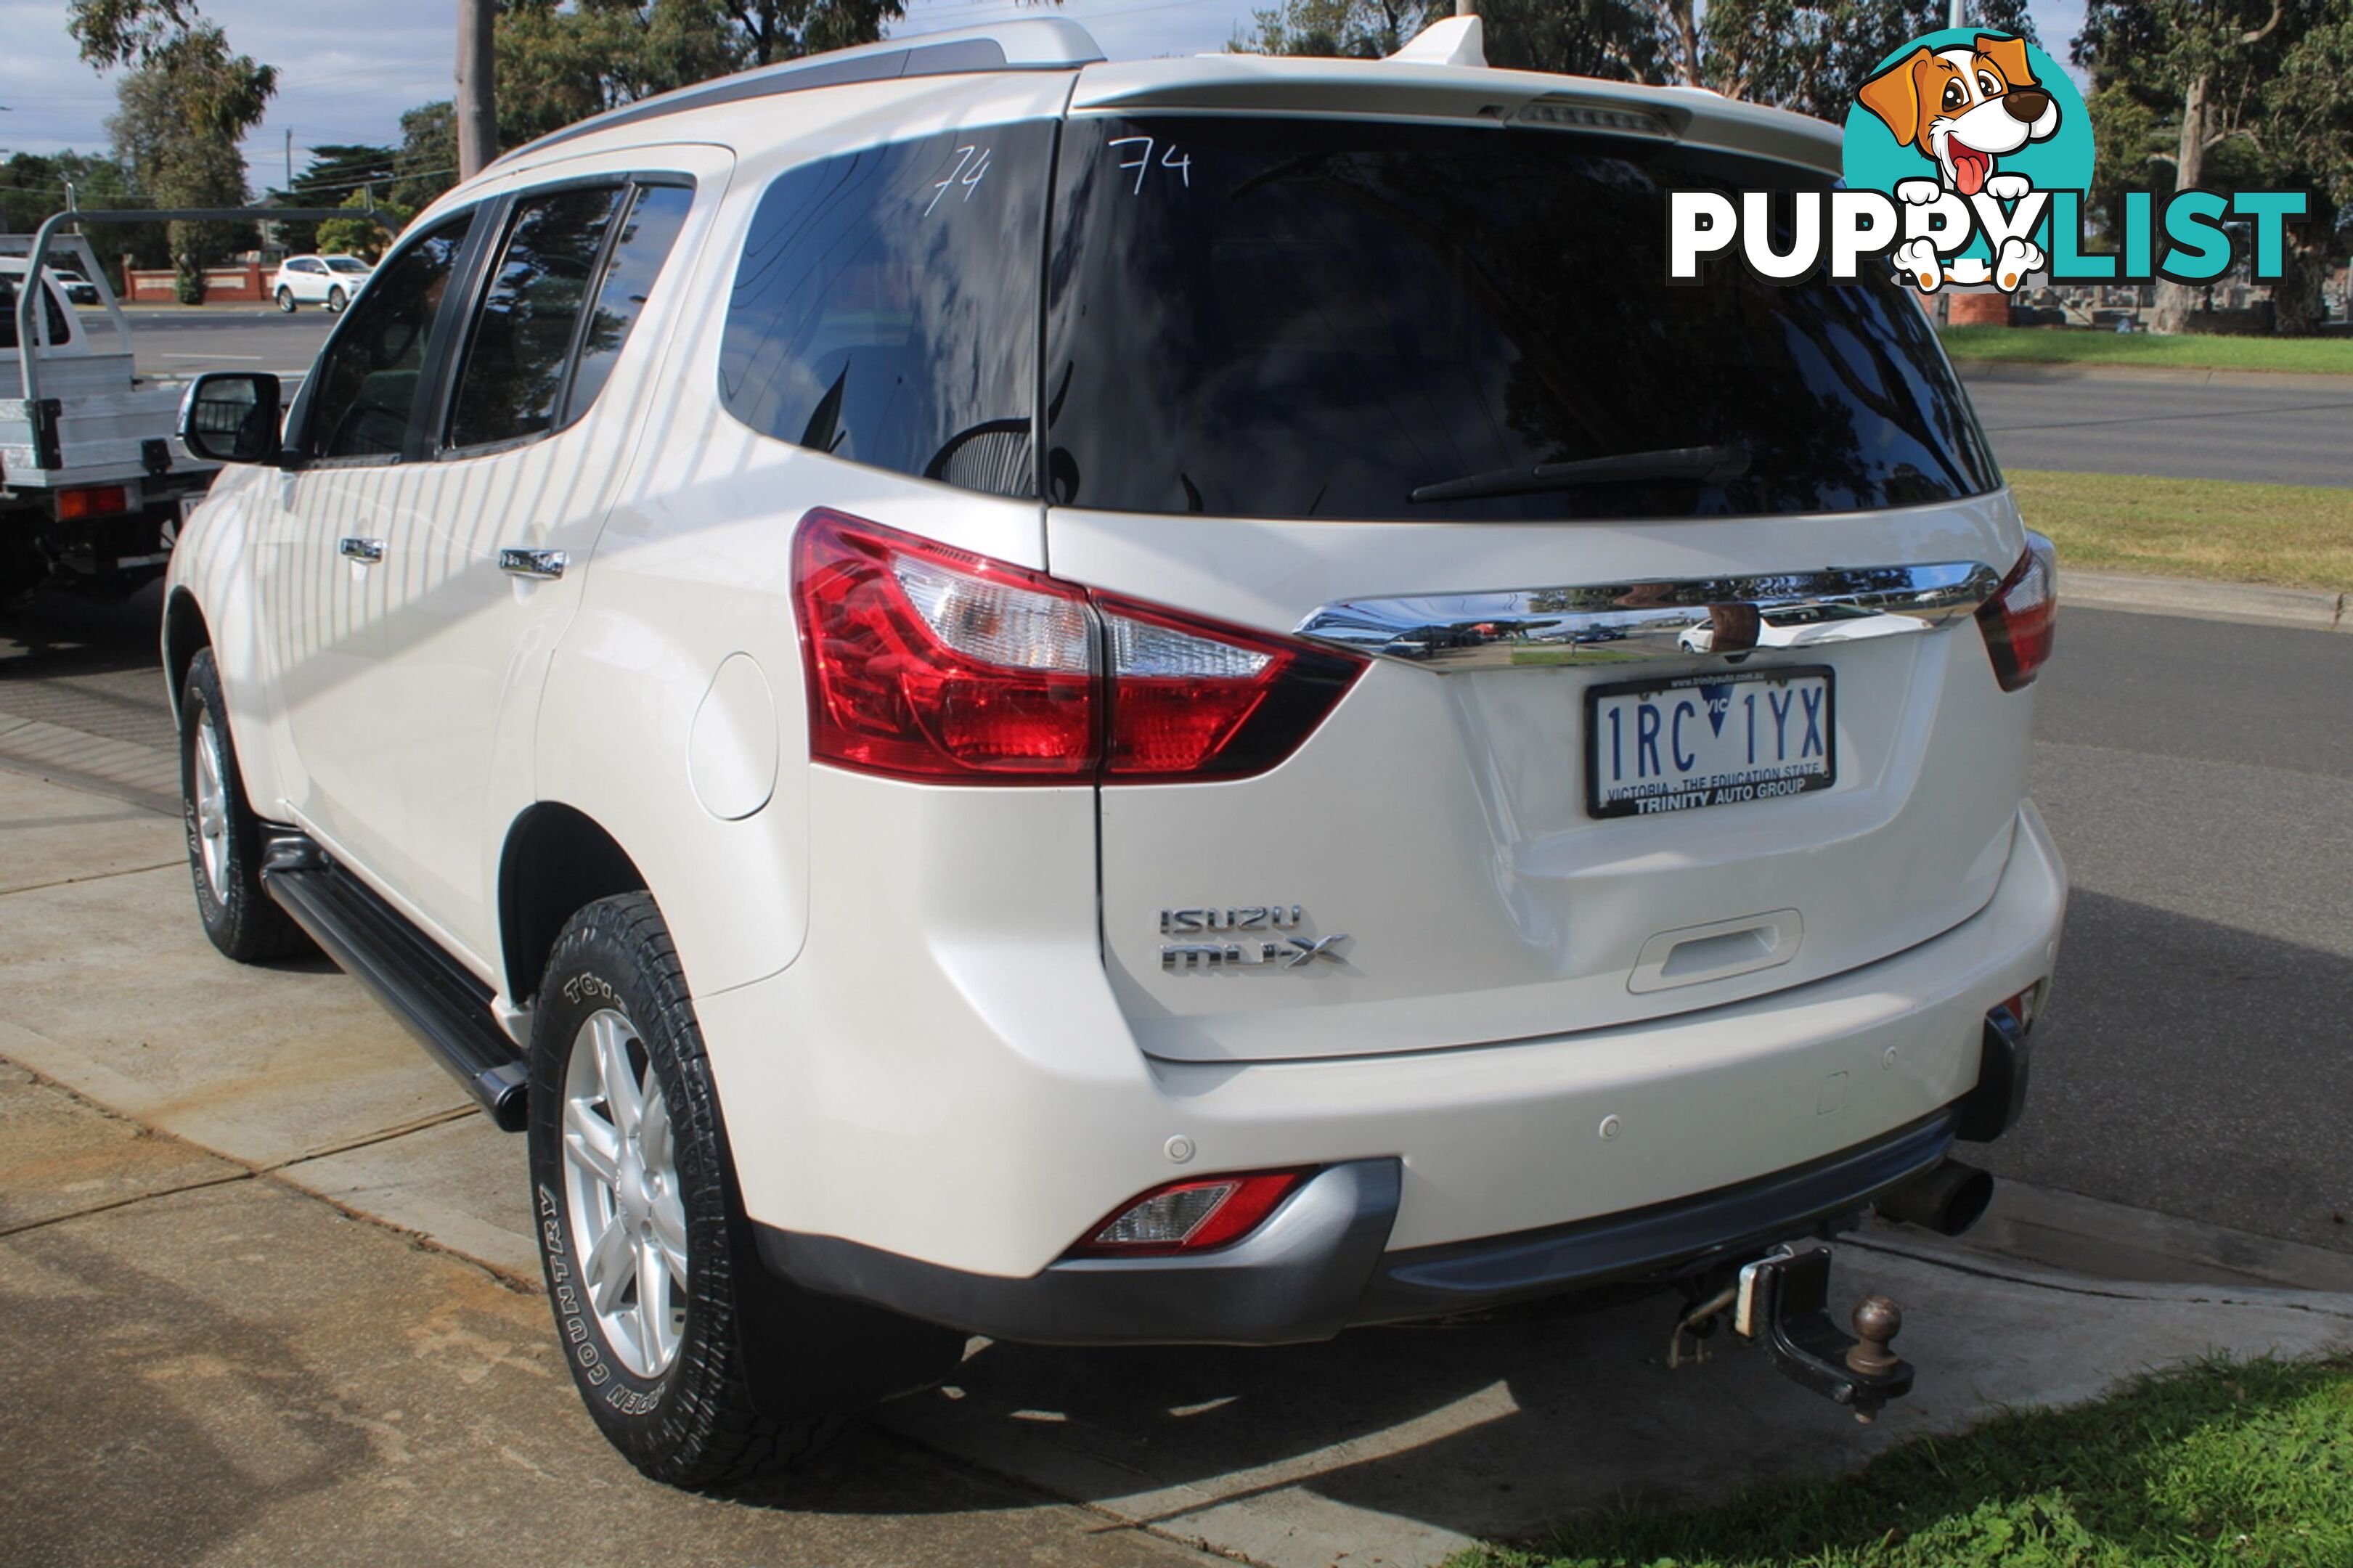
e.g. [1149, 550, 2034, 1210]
[1876, 1158, 1994, 1237]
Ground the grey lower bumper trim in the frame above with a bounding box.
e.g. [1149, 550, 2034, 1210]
[757, 1159, 1403, 1347]
[1352, 1112, 1957, 1325]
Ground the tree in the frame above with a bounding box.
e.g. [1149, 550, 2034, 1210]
[1234, 0, 1666, 78]
[390, 0, 931, 187]
[391, 102, 460, 213]
[2259, 6, 2353, 331]
[315, 190, 412, 261]
[1701, 0, 2036, 121]
[2078, 0, 2349, 335]
[265, 144, 396, 253]
[1234, 0, 2033, 112]
[70, 1, 275, 301]
[105, 29, 275, 301]
[0, 152, 162, 294]
[722, 0, 907, 65]
[1233, 0, 1444, 59]
[496, 0, 748, 148]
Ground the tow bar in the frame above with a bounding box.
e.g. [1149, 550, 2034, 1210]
[1731, 1246, 1914, 1421]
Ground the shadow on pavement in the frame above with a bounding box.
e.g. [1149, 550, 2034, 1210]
[1981, 889, 2353, 1254]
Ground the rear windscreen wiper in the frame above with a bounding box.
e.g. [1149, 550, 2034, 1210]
[1408, 443, 1750, 504]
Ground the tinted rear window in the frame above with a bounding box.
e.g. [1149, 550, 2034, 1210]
[1042, 117, 1999, 521]
[719, 123, 1053, 499]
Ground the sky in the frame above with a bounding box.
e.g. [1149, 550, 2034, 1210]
[1, 0, 2090, 184]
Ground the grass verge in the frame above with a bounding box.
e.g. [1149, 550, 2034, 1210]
[1941, 327, 2353, 375]
[2008, 470, 2353, 594]
[1458, 1355, 2353, 1568]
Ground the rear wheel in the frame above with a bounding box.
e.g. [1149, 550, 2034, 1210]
[326, 285, 347, 313]
[179, 648, 309, 963]
[275, 287, 295, 313]
[526, 894, 961, 1487]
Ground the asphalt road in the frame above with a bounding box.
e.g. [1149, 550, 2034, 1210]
[99, 306, 336, 382]
[1981, 608, 2353, 1254]
[1959, 368, 2353, 488]
[1, 585, 2346, 1256]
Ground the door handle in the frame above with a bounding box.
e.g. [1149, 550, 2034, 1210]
[499, 547, 567, 581]
[339, 536, 385, 564]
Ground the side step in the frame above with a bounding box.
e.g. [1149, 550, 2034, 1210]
[261, 836, 529, 1131]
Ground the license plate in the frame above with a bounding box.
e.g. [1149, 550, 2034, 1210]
[1586, 666, 1835, 819]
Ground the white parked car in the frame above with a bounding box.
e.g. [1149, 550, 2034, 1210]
[166, 15, 2064, 1486]
[48, 267, 102, 306]
[268, 252, 372, 311]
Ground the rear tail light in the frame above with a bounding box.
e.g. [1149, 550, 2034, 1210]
[794, 511, 1365, 785]
[1067, 1169, 1310, 1257]
[56, 484, 131, 520]
[1098, 597, 1363, 780]
[1976, 532, 2057, 692]
[794, 511, 1096, 780]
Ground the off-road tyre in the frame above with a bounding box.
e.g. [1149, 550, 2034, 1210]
[275, 287, 295, 313]
[529, 894, 960, 1487]
[179, 647, 309, 963]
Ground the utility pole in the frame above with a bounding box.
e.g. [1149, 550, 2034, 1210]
[1456, 0, 1475, 13]
[1949, 0, 1965, 28]
[456, 0, 497, 181]
[284, 128, 293, 194]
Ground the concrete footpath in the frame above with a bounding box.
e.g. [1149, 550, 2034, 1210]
[4, 766, 2351, 1568]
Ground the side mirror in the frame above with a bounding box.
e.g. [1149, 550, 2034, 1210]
[179, 372, 285, 465]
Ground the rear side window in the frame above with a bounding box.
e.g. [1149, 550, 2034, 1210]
[719, 123, 1053, 498]
[446, 186, 627, 449]
[0, 275, 74, 351]
[564, 183, 695, 416]
[303, 212, 474, 460]
[1042, 116, 2001, 521]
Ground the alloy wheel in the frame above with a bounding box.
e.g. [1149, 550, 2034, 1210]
[191, 710, 233, 907]
[560, 1008, 688, 1379]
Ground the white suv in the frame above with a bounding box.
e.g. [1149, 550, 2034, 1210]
[167, 17, 2065, 1485]
[269, 252, 372, 311]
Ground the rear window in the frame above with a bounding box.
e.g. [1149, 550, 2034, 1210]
[719, 123, 1053, 499]
[1042, 116, 2000, 521]
[0, 274, 74, 351]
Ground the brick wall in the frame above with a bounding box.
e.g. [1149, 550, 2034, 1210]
[122, 262, 265, 304]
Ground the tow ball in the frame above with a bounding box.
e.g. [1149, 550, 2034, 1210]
[1725, 1246, 1914, 1421]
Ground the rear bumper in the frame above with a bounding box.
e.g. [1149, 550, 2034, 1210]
[757, 1111, 1957, 1345]
[702, 784, 2066, 1294]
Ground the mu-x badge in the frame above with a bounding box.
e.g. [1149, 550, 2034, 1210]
[1158, 907, 1350, 971]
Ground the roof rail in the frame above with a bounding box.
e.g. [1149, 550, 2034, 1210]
[500, 18, 1107, 165]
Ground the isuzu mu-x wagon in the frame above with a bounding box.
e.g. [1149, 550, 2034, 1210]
[167, 15, 2063, 1483]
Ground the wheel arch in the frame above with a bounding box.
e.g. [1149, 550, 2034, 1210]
[498, 801, 650, 1005]
[163, 587, 212, 723]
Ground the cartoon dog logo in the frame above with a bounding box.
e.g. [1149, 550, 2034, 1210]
[1858, 33, 2060, 291]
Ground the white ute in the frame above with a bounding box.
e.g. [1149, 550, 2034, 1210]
[165, 16, 2065, 1484]
[1, 236, 219, 601]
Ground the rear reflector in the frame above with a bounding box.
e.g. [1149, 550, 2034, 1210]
[793, 510, 1365, 785]
[56, 484, 131, 520]
[1976, 532, 2057, 692]
[1997, 980, 2042, 1031]
[1067, 1169, 1310, 1257]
